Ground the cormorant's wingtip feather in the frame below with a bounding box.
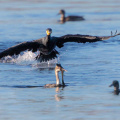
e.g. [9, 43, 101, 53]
[111, 31, 113, 36]
[111, 30, 120, 37]
[115, 30, 117, 35]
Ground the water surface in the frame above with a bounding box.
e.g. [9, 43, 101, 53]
[0, 0, 120, 120]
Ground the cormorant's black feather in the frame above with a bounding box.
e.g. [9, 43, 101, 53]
[0, 41, 40, 59]
[56, 32, 120, 48]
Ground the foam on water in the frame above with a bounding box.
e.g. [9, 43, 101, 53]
[0, 51, 58, 67]
[0, 51, 36, 64]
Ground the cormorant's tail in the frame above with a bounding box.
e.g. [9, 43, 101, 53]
[36, 49, 59, 62]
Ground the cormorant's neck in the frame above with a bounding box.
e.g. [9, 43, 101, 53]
[47, 35, 51, 40]
[46, 35, 51, 47]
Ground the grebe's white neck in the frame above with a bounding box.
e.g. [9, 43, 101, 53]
[55, 64, 67, 86]
[55, 70, 60, 85]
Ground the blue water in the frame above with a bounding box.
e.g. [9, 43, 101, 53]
[0, 0, 120, 120]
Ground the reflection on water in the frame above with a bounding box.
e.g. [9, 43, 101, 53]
[55, 94, 64, 101]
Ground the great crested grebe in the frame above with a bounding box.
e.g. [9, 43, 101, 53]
[109, 80, 120, 95]
[44, 64, 67, 88]
[58, 9, 85, 23]
[0, 28, 119, 62]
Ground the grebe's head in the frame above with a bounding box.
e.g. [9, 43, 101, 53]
[59, 9, 65, 15]
[46, 28, 52, 36]
[55, 64, 67, 72]
[109, 80, 119, 90]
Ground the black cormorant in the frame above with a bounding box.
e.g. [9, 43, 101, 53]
[58, 9, 85, 23]
[44, 64, 67, 88]
[0, 28, 120, 62]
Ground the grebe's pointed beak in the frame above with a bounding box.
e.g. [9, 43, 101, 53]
[109, 83, 113, 87]
[62, 68, 67, 72]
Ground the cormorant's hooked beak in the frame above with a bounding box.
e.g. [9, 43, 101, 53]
[46, 28, 52, 36]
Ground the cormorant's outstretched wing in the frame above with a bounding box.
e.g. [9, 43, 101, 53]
[0, 41, 41, 59]
[56, 32, 120, 48]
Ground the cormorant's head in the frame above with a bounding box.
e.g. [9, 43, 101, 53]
[109, 80, 119, 91]
[59, 9, 65, 15]
[46, 28, 52, 36]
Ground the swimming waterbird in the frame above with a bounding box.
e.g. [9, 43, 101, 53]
[58, 9, 85, 23]
[44, 64, 67, 88]
[109, 80, 120, 95]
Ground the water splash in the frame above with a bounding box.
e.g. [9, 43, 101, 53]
[0, 51, 59, 67]
[16, 51, 36, 64]
[0, 51, 36, 64]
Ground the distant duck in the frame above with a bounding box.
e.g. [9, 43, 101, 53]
[44, 64, 67, 88]
[58, 9, 85, 23]
[109, 80, 120, 95]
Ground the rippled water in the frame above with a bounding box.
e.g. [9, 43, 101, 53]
[0, 0, 120, 120]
